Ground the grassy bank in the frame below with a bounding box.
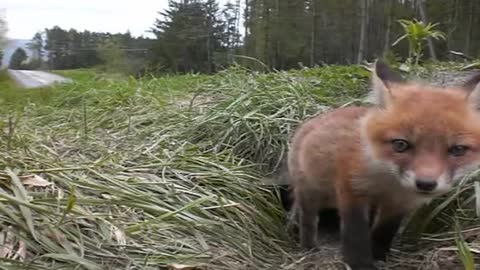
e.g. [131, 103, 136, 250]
[0, 63, 478, 269]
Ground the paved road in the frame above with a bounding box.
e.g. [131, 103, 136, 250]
[7, 69, 73, 88]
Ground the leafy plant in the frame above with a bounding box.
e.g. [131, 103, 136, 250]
[392, 19, 446, 65]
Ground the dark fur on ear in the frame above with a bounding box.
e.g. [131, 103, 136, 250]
[370, 60, 405, 107]
[463, 73, 480, 110]
[462, 72, 480, 93]
[374, 60, 405, 87]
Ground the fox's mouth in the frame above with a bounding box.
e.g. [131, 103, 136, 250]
[415, 189, 442, 197]
[416, 190, 433, 195]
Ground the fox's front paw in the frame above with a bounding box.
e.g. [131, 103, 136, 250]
[299, 239, 317, 252]
[372, 248, 387, 261]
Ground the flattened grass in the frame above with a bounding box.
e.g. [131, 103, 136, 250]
[0, 66, 316, 269]
[184, 65, 369, 173]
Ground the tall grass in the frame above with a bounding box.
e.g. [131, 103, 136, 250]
[183, 65, 369, 173]
[0, 67, 314, 269]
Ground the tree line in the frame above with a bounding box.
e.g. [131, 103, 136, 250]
[243, 0, 480, 69]
[8, 28, 153, 74]
[5, 0, 480, 74]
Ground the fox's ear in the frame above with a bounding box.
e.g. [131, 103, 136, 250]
[462, 73, 480, 92]
[464, 73, 480, 109]
[371, 60, 404, 107]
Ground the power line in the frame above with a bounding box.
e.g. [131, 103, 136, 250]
[45, 48, 150, 52]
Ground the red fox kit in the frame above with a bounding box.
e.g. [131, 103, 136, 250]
[287, 61, 480, 270]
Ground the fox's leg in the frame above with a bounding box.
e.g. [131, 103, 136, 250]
[370, 205, 405, 261]
[317, 208, 340, 233]
[336, 186, 376, 269]
[294, 188, 319, 250]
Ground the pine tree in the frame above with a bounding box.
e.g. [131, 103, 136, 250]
[28, 32, 44, 60]
[9, 48, 28, 69]
[151, 0, 226, 73]
[25, 32, 45, 69]
[0, 14, 7, 51]
[222, 1, 241, 65]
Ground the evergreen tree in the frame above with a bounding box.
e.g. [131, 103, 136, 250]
[151, 0, 227, 73]
[0, 15, 6, 51]
[28, 32, 44, 60]
[9, 48, 28, 69]
[222, 1, 241, 64]
[26, 32, 45, 69]
[0, 14, 7, 64]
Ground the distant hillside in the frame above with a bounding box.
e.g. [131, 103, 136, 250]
[1, 39, 33, 68]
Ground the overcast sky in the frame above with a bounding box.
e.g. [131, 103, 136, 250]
[3, 0, 236, 39]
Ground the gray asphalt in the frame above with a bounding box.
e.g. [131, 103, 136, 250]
[7, 69, 73, 88]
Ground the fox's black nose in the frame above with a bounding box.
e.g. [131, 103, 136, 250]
[415, 180, 437, 192]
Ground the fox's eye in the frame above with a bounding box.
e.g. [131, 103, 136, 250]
[391, 139, 410, 153]
[448, 145, 469, 157]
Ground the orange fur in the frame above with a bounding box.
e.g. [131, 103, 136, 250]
[287, 61, 480, 270]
